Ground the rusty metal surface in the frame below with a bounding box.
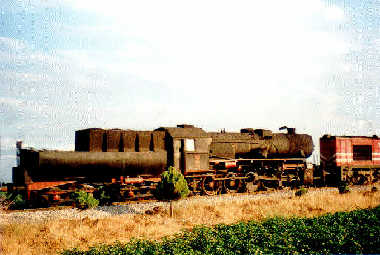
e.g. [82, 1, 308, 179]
[320, 135, 380, 167]
[269, 133, 313, 158]
[122, 131, 137, 152]
[209, 130, 313, 159]
[76, 128, 168, 153]
[156, 126, 208, 138]
[26, 181, 76, 191]
[136, 131, 152, 152]
[75, 128, 105, 152]
[152, 131, 166, 151]
[105, 129, 123, 152]
[18, 150, 167, 181]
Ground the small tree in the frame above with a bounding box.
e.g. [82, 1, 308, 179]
[154, 166, 190, 201]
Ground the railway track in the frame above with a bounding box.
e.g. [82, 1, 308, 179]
[2, 184, 377, 226]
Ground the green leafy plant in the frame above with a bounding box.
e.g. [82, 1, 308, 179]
[1, 192, 26, 210]
[93, 186, 112, 206]
[0, 191, 10, 210]
[11, 194, 26, 209]
[295, 187, 308, 197]
[0, 191, 8, 200]
[154, 166, 190, 201]
[338, 181, 350, 194]
[71, 190, 99, 209]
[62, 206, 380, 255]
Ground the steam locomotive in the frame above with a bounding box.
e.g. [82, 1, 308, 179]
[9, 124, 380, 206]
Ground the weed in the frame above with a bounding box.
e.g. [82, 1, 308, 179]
[71, 191, 99, 209]
[338, 182, 350, 194]
[1, 192, 26, 210]
[93, 186, 112, 206]
[295, 187, 308, 197]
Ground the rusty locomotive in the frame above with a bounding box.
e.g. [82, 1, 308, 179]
[9, 124, 318, 206]
[10, 124, 380, 206]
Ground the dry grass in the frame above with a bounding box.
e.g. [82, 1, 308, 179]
[1, 185, 380, 255]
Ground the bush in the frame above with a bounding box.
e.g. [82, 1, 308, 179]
[0, 192, 26, 210]
[154, 166, 190, 201]
[0, 191, 10, 210]
[0, 191, 7, 200]
[295, 187, 308, 197]
[338, 182, 350, 194]
[71, 190, 99, 209]
[93, 186, 112, 206]
[10, 194, 26, 209]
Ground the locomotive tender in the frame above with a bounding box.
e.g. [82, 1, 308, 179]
[11, 124, 316, 205]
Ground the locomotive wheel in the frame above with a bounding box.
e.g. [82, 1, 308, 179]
[245, 172, 259, 192]
[225, 174, 243, 193]
[257, 180, 268, 191]
[373, 170, 380, 183]
[201, 176, 219, 196]
[187, 178, 201, 195]
[351, 174, 365, 185]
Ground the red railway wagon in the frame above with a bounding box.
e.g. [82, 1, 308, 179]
[320, 135, 380, 184]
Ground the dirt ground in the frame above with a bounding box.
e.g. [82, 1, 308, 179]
[1, 184, 379, 255]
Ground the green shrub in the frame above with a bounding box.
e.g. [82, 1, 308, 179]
[93, 186, 112, 206]
[0, 191, 10, 210]
[11, 194, 26, 209]
[295, 187, 308, 196]
[338, 182, 350, 194]
[0, 191, 7, 200]
[154, 166, 190, 201]
[71, 190, 99, 209]
[0, 192, 26, 210]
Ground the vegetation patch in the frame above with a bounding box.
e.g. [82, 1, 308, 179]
[153, 166, 190, 201]
[338, 182, 350, 194]
[62, 205, 380, 255]
[0, 191, 26, 210]
[71, 190, 99, 209]
[295, 187, 308, 197]
[93, 186, 112, 206]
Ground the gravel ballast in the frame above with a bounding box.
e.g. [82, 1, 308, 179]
[0, 186, 368, 225]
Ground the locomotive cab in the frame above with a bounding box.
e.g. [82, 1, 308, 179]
[155, 125, 212, 175]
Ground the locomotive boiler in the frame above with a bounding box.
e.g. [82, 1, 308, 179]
[11, 124, 315, 206]
[209, 127, 313, 159]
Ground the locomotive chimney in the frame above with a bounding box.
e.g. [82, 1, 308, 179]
[177, 124, 194, 128]
[16, 141, 22, 167]
[287, 128, 296, 135]
[279, 126, 296, 135]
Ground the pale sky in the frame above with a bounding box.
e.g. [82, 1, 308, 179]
[1, 0, 380, 182]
